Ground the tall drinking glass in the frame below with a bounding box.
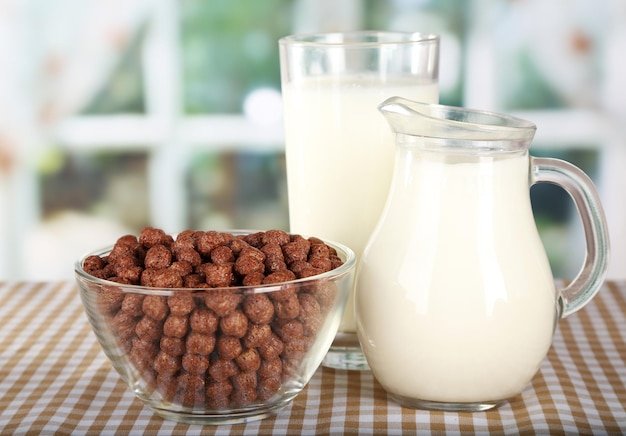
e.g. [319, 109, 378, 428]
[279, 31, 439, 370]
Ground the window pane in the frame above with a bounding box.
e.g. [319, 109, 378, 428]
[180, 0, 293, 114]
[81, 30, 146, 114]
[39, 150, 150, 233]
[186, 150, 288, 231]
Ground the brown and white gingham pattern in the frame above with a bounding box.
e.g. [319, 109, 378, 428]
[0, 281, 624, 435]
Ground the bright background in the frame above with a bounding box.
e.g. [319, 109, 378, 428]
[1, 0, 624, 281]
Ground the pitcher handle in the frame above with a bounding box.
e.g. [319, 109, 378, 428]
[531, 157, 610, 318]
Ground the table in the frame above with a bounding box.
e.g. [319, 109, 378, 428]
[0, 281, 624, 435]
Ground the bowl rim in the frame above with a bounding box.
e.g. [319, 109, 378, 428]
[74, 230, 356, 296]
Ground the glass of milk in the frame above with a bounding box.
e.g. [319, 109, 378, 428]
[279, 32, 440, 370]
[356, 97, 610, 411]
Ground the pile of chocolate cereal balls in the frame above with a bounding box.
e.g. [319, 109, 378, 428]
[82, 227, 344, 409]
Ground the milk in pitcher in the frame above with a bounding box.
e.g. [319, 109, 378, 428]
[356, 152, 558, 403]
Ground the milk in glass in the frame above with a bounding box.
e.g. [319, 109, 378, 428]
[282, 77, 438, 332]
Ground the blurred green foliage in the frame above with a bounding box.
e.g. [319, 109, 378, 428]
[180, 0, 293, 114]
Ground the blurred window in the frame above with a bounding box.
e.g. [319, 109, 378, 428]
[24, 0, 621, 281]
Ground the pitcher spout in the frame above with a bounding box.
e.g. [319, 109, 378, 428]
[378, 96, 536, 150]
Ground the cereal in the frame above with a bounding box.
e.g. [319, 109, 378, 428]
[189, 307, 218, 334]
[258, 357, 282, 380]
[298, 293, 323, 335]
[186, 331, 215, 355]
[112, 311, 138, 344]
[182, 353, 210, 375]
[139, 227, 173, 248]
[121, 293, 145, 317]
[219, 310, 248, 338]
[232, 385, 258, 407]
[203, 263, 235, 288]
[204, 289, 241, 316]
[308, 255, 332, 272]
[98, 286, 124, 314]
[262, 230, 291, 246]
[130, 337, 158, 371]
[196, 231, 230, 256]
[83, 255, 105, 274]
[163, 315, 189, 338]
[257, 376, 281, 401]
[156, 373, 178, 399]
[151, 268, 184, 288]
[83, 227, 344, 411]
[115, 264, 143, 284]
[232, 370, 257, 392]
[160, 336, 185, 356]
[242, 294, 274, 324]
[142, 295, 169, 321]
[135, 315, 162, 342]
[242, 272, 264, 286]
[169, 260, 193, 277]
[281, 242, 308, 264]
[167, 294, 196, 316]
[183, 273, 204, 288]
[211, 245, 235, 265]
[265, 256, 287, 273]
[206, 380, 232, 409]
[263, 270, 296, 285]
[174, 247, 202, 267]
[242, 231, 265, 248]
[228, 237, 249, 255]
[258, 333, 284, 360]
[234, 254, 264, 276]
[243, 323, 272, 349]
[260, 242, 283, 259]
[208, 357, 238, 382]
[145, 244, 172, 269]
[177, 372, 205, 404]
[216, 335, 242, 360]
[273, 293, 300, 319]
[236, 348, 261, 372]
[154, 351, 180, 376]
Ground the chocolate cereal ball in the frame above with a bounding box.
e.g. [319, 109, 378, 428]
[242, 293, 274, 324]
[144, 244, 172, 269]
[121, 293, 145, 317]
[206, 380, 233, 410]
[208, 357, 238, 382]
[154, 351, 180, 376]
[204, 289, 241, 316]
[167, 294, 196, 316]
[182, 353, 210, 375]
[219, 310, 248, 338]
[139, 227, 173, 248]
[236, 348, 261, 372]
[258, 376, 282, 401]
[163, 314, 189, 338]
[142, 295, 169, 321]
[97, 286, 125, 314]
[243, 323, 272, 349]
[189, 307, 218, 334]
[203, 264, 235, 288]
[160, 336, 186, 357]
[216, 335, 242, 360]
[135, 315, 162, 342]
[186, 331, 215, 356]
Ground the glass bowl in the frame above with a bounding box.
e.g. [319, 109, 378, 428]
[75, 230, 355, 425]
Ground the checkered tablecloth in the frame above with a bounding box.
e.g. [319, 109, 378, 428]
[0, 281, 624, 435]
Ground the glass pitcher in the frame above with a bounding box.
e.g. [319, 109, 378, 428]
[355, 97, 610, 412]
